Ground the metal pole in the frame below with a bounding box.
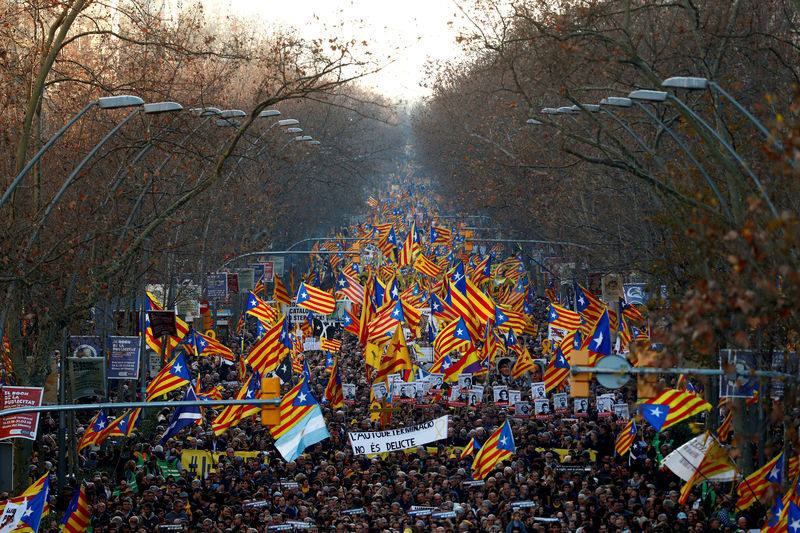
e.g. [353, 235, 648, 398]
[0, 101, 98, 211]
[0, 398, 282, 418]
[666, 94, 779, 219]
[571, 365, 800, 380]
[469, 238, 594, 251]
[598, 107, 666, 169]
[217, 250, 358, 272]
[630, 101, 733, 222]
[25, 109, 142, 252]
[708, 81, 784, 154]
[57, 337, 68, 492]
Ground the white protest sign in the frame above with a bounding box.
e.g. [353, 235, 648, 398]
[348, 415, 449, 455]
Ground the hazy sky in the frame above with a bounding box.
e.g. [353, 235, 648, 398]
[228, 0, 469, 103]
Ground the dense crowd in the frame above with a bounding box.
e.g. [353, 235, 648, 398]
[27, 296, 772, 533]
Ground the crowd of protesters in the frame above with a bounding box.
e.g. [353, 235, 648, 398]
[23, 295, 772, 533]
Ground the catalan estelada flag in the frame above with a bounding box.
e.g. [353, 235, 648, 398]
[0, 474, 49, 532]
[472, 419, 515, 479]
[433, 316, 473, 358]
[296, 282, 336, 315]
[638, 388, 711, 432]
[373, 325, 412, 384]
[61, 484, 90, 533]
[543, 347, 570, 393]
[511, 347, 536, 379]
[614, 419, 637, 456]
[246, 315, 289, 375]
[736, 452, 784, 510]
[106, 408, 142, 438]
[146, 352, 191, 400]
[548, 303, 583, 331]
[246, 291, 277, 324]
[324, 356, 344, 408]
[461, 437, 480, 459]
[270, 379, 315, 440]
[77, 410, 110, 452]
[212, 376, 260, 436]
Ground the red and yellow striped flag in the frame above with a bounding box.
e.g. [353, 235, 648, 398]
[679, 434, 736, 504]
[324, 357, 344, 408]
[736, 452, 784, 510]
[61, 484, 90, 533]
[614, 419, 637, 456]
[717, 411, 732, 441]
[414, 253, 443, 278]
[511, 348, 536, 379]
[273, 276, 292, 307]
[373, 325, 412, 384]
[270, 380, 314, 440]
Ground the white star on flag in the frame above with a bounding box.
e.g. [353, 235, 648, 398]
[593, 333, 603, 348]
[173, 363, 183, 373]
[298, 392, 307, 403]
[649, 406, 662, 418]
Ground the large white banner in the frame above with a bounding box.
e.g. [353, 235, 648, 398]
[662, 433, 738, 482]
[348, 416, 449, 455]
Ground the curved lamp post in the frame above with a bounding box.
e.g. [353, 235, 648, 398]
[1, 95, 144, 211]
[628, 89, 777, 218]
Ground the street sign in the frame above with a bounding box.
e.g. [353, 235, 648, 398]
[67, 357, 106, 399]
[594, 355, 632, 389]
[206, 273, 227, 300]
[257, 257, 284, 277]
[0, 387, 43, 441]
[227, 272, 239, 294]
[262, 262, 274, 282]
[108, 336, 141, 380]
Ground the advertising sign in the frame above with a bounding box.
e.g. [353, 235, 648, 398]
[108, 336, 140, 380]
[0, 386, 43, 441]
[226, 273, 239, 294]
[70, 336, 103, 358]
[68, 357, 106, 399]
[206, 273, 228, 300]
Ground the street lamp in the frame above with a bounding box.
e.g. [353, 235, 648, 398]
[662, 76, 785, 153]
[28, 100, 186, 251]
[628, 89, 778, 218]
[1, 95, 145, 211]
[102, 102, 185, 210]
[286, 127, 304, 134]
[597, 97, 662, 163]
[259, 109, 281, 118]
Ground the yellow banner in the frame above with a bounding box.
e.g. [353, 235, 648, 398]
[536, 447, 596, 462]
[181, 450, 268, 478]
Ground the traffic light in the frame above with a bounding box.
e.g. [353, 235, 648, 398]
[260, 377, 281, 426]
[570, 347, 591, 397]
[636, 349, 661, 400]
